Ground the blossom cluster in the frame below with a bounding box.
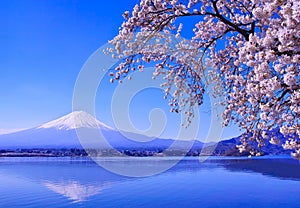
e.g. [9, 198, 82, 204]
[106, 0, 300, 158]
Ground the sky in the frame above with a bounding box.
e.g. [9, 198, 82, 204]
[0, 0, 242, 141]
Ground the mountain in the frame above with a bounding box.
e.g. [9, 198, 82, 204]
[0, 111, 291, 156]
[0, 111, 203, 150]
[202, 128, 292, 156]
[0, 128, 26, 135]
[37, 111, 113, 130]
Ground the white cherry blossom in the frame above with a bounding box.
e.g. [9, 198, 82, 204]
[106, 0, 300, 158]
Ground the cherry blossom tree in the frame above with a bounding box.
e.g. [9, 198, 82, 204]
[106, 0, 300, 158]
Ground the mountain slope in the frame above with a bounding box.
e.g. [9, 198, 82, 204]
[0, 111, 203, 150]
[202, 128, 292, 156]
[37, 111, 112, 130]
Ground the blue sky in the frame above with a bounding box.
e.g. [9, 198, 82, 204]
[0, 0, 241, 140]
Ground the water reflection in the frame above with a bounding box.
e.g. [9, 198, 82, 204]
[0, 157, 300, 207]
[43, 180, 111, 203]
[212, 157, 300, 181]
[0, 158, 129, 204]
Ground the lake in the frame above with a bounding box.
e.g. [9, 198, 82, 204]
[0, 156, 299, 208]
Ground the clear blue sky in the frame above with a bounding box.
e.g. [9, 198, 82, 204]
[0, 0, 241, 140]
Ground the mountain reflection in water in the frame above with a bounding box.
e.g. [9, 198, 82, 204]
[213, 157, 300, 181]
[43, 181, 111, 203]
[0, 156, 299, 207]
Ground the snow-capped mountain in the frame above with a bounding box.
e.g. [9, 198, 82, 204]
[0, 128, 26, 135]
[37, 111, 112, 130]
[0, 111, 203, 149]
[0, 111, 290, 155]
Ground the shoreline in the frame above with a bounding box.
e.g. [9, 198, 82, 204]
[0, 148, 291, 158]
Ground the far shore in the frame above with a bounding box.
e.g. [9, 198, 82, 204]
[0, 148, 290, 158]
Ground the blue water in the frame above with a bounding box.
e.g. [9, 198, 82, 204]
[0, 156, 300, 208]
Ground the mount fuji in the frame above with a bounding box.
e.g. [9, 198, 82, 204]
[37, 111, 113, 131]
[0, 111, 203, 150]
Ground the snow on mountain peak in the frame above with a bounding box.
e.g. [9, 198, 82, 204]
[37, 111, 113, 130]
